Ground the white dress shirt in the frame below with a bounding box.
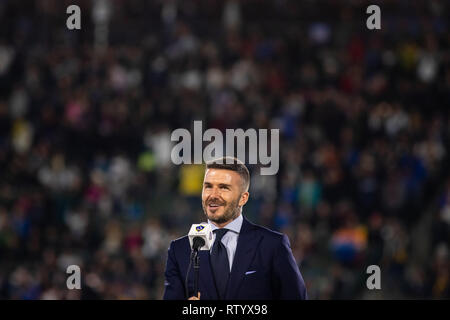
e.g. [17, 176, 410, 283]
[208, 213, 243, 272]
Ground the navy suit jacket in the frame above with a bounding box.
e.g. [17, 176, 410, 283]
[163, 217, 308, 300]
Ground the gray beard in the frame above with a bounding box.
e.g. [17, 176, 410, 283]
[203, 198, 240, 224]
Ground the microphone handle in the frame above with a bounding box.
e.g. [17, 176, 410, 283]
[193, 250, 200, 296]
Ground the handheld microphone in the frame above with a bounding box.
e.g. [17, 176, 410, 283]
[186, 223, 213, 298]
[188, 223, 213, 251]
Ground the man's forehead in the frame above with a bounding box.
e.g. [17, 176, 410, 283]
[204, 169, 240, 184]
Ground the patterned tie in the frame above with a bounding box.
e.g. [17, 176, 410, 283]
[210, 228, 230, 300]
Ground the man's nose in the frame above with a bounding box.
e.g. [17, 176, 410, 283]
[210, 187, 221, 197]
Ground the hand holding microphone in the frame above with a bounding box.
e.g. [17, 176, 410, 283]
[188, 292, 200, 300]
[186, 223, 213, 300]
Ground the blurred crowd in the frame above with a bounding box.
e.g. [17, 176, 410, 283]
[0, 0, 449, 299]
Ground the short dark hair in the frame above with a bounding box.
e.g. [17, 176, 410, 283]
[205, 157, 250, 192]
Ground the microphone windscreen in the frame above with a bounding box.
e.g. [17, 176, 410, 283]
[193, 237, 205, 250]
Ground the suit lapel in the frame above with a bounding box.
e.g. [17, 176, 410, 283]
[225, 217, 262, 299]
[198, 250, 219, 300]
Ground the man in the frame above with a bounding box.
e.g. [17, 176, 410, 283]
[163, 157, 308, 300]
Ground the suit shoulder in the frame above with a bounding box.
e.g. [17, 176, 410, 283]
[169, 235, 189, 250]
[249, 221, 285, 241]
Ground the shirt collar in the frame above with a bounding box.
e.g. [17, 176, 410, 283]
[208, 213, 243, 234]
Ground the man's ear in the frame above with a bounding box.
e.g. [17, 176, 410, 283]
[239, 191, 249, 207]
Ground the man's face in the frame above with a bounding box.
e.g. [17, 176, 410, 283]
[202, 169, 249, 226]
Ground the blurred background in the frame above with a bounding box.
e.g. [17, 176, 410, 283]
[0, 0, 449, 299]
